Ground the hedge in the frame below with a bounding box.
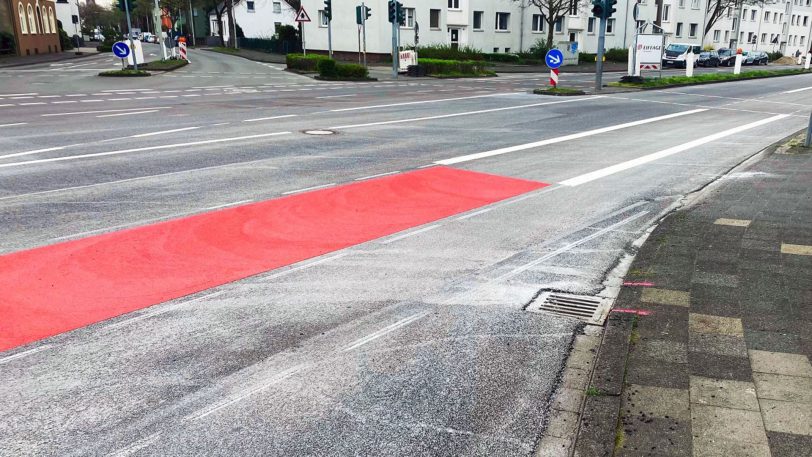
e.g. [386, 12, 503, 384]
[768, 51, 783, 61]
[316, 59, 369, 79]
[286, 53, 331, 71]
[414, 44, 484, 61]
[419, 58, 490, 76]
[483, 53, 522, 63]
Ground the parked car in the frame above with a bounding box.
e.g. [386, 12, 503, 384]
[90, 31, 104, 42]
[742, 51, 757, 65]
[696, 51, 720, 67]
[662, 43, 703, 68]
[750, 50, 769, 65]
[141, 32, 155, 43]
[717, 48, 737, 66]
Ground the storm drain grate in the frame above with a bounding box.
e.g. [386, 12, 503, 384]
[526, 292, 613, 325]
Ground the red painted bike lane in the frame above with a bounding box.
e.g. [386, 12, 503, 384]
[0, 166, 548, 352]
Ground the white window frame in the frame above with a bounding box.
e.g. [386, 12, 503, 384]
[662, 4, 670, 22]
[675, 22, 683, 37]
[246, 1, 255, 13]
[532, 14, 544, 33]
[273, 2, 281, 14]
[678, 0, 685, 8]
[318, 10, 328, 27]
[28, 4, 37, 34]
[18, 2, 27, 34]
[713, 30, 720, 42]
[473, 11, 483, 30]
[587, 16, 595, 33]
[606, 18, 615, 34]
[554, 16, 563, 33]
[429, 9, 441, 29]
[448, 0, 460, 10]
[689, 23, 697, 37]
[495, 12, 510, 31]
[402, 8, 415, 29]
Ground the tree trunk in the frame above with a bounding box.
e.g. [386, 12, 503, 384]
[546, 16, 555, 49]
[226, 0, 235, 48]
[216, 11, 225, 47]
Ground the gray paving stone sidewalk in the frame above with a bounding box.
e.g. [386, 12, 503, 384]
[567, 141, 812, 456]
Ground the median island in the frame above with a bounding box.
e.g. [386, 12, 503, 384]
[610, 68, 811, 89]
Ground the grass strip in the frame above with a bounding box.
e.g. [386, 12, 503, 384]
[98, 69, 150, 77]
[610, 68, 810, 88]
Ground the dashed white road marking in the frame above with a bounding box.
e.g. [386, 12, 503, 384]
[263, 252, 349, 281]
[0, 345, 51, 365]
[130, 126, 201, 138]
[41, 107, 171, 117]
[354, 170, 400, 180]
[344, 311, 431, 351]
[380, 224, 441, 244]
[281, 183, 336, 195]
[243, 114, 298, 123]
[97, 110, 159, 118]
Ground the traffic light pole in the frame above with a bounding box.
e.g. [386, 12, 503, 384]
[595, 16, 607, 92]
[328, 19, 333, 58]
[391, 19, 397, 78]
[124, 0, 138, 71]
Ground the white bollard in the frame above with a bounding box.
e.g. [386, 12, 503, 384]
[686, 52, 694, 77]
[628, 45, 634, 76]
[805, 53, 811, 70]
[734, 54, 743, 74]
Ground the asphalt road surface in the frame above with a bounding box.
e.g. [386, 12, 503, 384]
[1, 46, 811, 456]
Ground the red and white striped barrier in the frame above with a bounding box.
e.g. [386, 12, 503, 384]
[179, 42, 188, 62]
[550, 68, 559, 88]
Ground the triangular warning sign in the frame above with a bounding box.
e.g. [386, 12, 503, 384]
[295, 7, 311, 22]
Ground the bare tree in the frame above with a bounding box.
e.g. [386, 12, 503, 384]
[521, 0, 588, 49]
[704, 0, 766, 39]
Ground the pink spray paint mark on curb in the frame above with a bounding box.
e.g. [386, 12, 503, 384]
[623, 281, 655, 287]
[611, 308, 652, 316]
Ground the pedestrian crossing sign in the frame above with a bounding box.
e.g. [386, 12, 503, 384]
[296, 7, 311, 22]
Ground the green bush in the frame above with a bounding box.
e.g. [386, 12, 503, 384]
[483, 53, 521, 63]
[59, 28, 74, 51]
[286, 53, 331, 71]
[0, 31, 16, 54]
[316, 58, 337, 77]
[579, 52, 597, 64]
[767, 51, 783, 61]
[414, 44, 483, 61]
[419, 58, 491, 76]
[525, 39, 550, 59]
[335, 63, 368, 78]
[605, 48, 628, 62]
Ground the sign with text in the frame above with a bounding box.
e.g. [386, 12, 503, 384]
[636, 34, 664, 66]
[398, 50, 417, 72]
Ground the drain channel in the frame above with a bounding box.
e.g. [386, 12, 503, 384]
[527, 292, 613, 325]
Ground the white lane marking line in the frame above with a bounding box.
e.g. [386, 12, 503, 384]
[203, 199, 253, 210]
[80, 99, 104, 103]
[0, 122, 27, 127]
[380, 224, 441, 244]
[107, 98, 132, 101]
[0, 160, 280, 202]
[0, 146, 64, 161]
[317, 94, 356, 99]
[42, 107, 170, 117]
[19, 102, 46, 105]
[10, 95, 34, 99]
[354, 170, 400, 181]
[560, 113, 790, 187]
[51, 100, 77, 104]
[243, 114, 298, 123]
[130, 126, 201, 138]
[344, 311, 431, 351]
[436, 108, 707, 165]
[109, 432, 162, 457]
[187, 365, 306, 421]
[783, 86, 812, 94]
[192, 85, 234, 89]
[331, 97, 598, 129]
[497, 211, 650, 282]
[0, 345, 51, 365]
[0, 132, 292, 170]
[0, 92, 37, 96]
[0, 104, 13, 107]
[105, 292, 225, 331]
[330, 92, 517, 112]
[281, 183, 336, 195]
[96, 110, 159, 118]
[263, 252, 349, 281]
[456, 208, 492, 220]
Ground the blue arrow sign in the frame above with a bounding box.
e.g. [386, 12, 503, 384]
[112, 42, 130, 58]
[545, 49, 564, 69]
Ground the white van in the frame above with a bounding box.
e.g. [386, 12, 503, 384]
[662, 43, 703, 68]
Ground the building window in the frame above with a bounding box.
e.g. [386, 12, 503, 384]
[493, 47, 499, 53]
[318, 10, 328, 26]
[246, 1, 254, 12]
[569, 0, 578, 15]
[732, 18, 737, 30]
[448, 0, 459, 9]
[532, 14, 544, 32]
[675, 22, 683, 36]
[495, 12, 510, 31]
[724, 30, 729, 42]
[765, 11, 770, 21]
[37, 5, 46, 34]
[805, 16, 809, 26]
[554, 16, 563, 32]
[604, 18, 614, 34]
[662, 5, 670, 22]
[748, 32, 755, 43]
[274, 22, 281, 33]
[691, 0, 699, 9]
[402, 8, 415, 28]
[430, 9, 440, 28]
[473, 11, 483, 30]
[802, 36, 806, 46]
[689, 23, 697, 37]
[678, 0, 685, 8]
[18, 3, 27, 34]
[587, 17, 595, 33]
[28, 5, 37, 34]
[273, 1, 281, 13]
[505, 47, 510, 53]
[761, 33, 766, 43]
[713, 30, 720, 42]
[48, 7, 55, 33]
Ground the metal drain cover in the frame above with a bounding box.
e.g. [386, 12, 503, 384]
[527, 292, 613, 325]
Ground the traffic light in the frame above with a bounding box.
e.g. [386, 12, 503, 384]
[396, 2, 405, 26]
[388, 0, 396, 23]
[606, 0, 617, 18]
[365, 5, 372, 20]
[117, 0, 133, 12]
[591, 0, 604, 18]
[323, 0, 332, 21]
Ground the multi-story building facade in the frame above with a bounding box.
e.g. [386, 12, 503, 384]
[298, 0, 812, 58]
[0, 0, 61, 56]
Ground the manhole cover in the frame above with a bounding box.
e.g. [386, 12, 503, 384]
[304, 130, 336, 135]
[526, 292, 613, 325]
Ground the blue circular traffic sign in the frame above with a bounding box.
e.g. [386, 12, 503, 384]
[112, 42, 130, 58]
[545, 49, 564, 69]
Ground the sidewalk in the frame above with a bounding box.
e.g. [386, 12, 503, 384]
[0, 48, 98, 68]
[565, 135, 812, 456]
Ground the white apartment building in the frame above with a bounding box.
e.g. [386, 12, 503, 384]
[209, 0, 297, 42]
[298, 0, 810, 57]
